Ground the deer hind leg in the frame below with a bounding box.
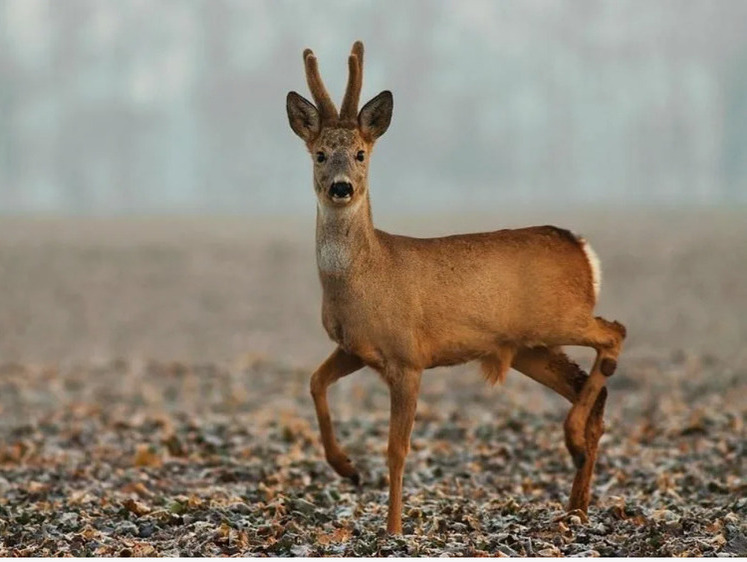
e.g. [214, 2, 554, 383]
[513, 346, 608, 513]
[564, 317, 626, 468]
[384, 367, 421, 535]
[512, 346, 586, 403]
[310, 347, 364, 484]
[568, 387, 607, 512]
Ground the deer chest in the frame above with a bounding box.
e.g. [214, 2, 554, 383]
[320, 294, 396, 370]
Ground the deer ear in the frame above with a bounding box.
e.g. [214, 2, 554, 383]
[358, 90, 393, 141]
[287, 91, 321, 142]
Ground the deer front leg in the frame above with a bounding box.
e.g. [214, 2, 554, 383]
[310, 347, 364, 484]
[385, 368, 421, 534]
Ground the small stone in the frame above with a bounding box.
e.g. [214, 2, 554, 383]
[138, 522, 156, 538]
[571, 550, 601, 558]
[291, 498, 316, 515]
[724, 513, 740, 525]
[652, 509, 678, 523]
[60, 512, 80, 529]
[497, 545, 519, 557]
[115, 521, 139, 536]
[290, 544, 311, 556]
[228, 501, 252, 515]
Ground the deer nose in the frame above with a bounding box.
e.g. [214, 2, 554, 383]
[329, 182, 353, 199]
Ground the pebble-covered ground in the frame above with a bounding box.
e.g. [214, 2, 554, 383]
[0, 353, 744, 556]
[0, 212, 745, 556]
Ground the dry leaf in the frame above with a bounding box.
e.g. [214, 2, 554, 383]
[317, 527, 352, 545]
[133, 444, 162, 468]
[121, 481, 153, 498]
[122, 498, 151, 517]
[27, 481, 50, 494]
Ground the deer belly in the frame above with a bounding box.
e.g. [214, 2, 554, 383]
[423, 330, 499, 368]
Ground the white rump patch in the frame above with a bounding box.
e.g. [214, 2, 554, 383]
[581, 239, 602, 299]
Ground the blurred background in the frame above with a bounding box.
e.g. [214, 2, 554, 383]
[1, 4, 746, 555]
[2, 0, 747, 215]
[0, 0, 746, 365]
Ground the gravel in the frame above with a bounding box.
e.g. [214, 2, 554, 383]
[0, 354, 744, 556]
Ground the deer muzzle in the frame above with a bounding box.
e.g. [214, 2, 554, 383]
[329, 181, 354, 202]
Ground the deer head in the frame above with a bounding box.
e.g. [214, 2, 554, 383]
[286, 41, 393, 209]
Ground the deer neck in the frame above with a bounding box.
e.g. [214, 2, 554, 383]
[316, 192, 378, 279]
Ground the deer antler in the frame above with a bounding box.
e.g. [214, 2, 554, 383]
[340, 41, 364, 123]
[303, 48, 339, 124]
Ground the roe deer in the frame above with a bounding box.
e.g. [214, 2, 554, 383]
[286, 41, 626, 535]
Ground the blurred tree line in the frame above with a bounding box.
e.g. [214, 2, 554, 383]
[1, 0, 745, 214]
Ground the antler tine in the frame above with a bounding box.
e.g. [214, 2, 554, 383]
[303, 49, 339, 124]
[351, 40, 364, 67]
[340, 41, 365, 122]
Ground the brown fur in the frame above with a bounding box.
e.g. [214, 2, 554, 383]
[287, 42, 626, 535]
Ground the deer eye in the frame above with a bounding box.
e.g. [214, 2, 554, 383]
[316, 152, 326, 163]
[356, 150, 365, 162]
